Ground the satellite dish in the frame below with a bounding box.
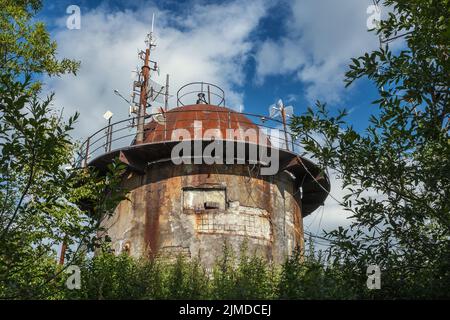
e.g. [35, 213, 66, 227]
[129, 105, 138, 116]
[269, 103, 279, 118]
[148, 79, 166, 103]
[103, 110, 113, 121]
[153, 113, 166, 125]
[269, 99, 294, 119]
[268, 99, 295, 151]
[276, 99, 283, 109]
[284, 105, 294, 118]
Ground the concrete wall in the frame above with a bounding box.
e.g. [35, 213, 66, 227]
[101, 162, 304, 268]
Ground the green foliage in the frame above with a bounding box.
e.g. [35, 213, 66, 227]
[0, 1, 127, 299]
[211, 241, 277, 299]
[58, 245, 337, 300]
[56, 244, 382, 300]
[7, 236, 449, 300]
[290, 0, 450, 299]
[278, 243, 360, 300]
[0, 0, 80, 91]
[62, 253, 210, 300]
[0, 73, 127, 299]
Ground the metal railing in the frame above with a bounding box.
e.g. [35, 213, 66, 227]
[177, 82, 225, 107]
[75, 109, 303, 168]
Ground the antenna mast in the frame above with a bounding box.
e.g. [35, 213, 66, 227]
[126, 14, 171, 142]
[135, 14, 157, 144]
[165, 74, 169, 111]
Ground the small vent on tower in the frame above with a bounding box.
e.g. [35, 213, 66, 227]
[204, 201, 220, 209]
[183, 187, 226, 212]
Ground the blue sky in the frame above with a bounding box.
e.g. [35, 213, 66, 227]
[38, 0, 387, 238]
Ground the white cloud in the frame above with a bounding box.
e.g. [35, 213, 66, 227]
[46, 0, 269, 140]
[255, 0, 381, 103]
[302, 170, 354, 253]
[304, 170, 353, 236]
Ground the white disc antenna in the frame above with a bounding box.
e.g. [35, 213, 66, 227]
[269, 99, 294, 119]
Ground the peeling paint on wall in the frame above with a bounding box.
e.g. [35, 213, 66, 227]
[101, 162, 304, 269]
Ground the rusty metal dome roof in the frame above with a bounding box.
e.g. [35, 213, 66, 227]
[79, 103, 330, 216]
[142, 104, 266, 145]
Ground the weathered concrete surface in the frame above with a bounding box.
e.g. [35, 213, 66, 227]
[101, 162, 304, 268]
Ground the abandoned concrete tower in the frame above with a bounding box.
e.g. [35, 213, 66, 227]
[78, 30, 330, 268]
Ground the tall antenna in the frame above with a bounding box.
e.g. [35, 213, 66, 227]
[130, 14, 159, 144]
[151, 13, 155, 34]
[124, 14, 172, 141]
[269, 99, 293, 151]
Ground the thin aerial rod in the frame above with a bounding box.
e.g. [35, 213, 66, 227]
[165, 74, 169, 111]
[281, 106, 289, 151]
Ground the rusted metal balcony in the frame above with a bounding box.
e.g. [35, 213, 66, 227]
[76, 104, 330, 216]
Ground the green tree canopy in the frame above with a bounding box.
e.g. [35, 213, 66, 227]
[0, 0, 79, 91]
[291, 0, 449, 298]
[0, 0, 125, 299]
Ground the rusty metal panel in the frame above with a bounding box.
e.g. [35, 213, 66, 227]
[101, 162, 305, 269]
[143, 104, 264, 145]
